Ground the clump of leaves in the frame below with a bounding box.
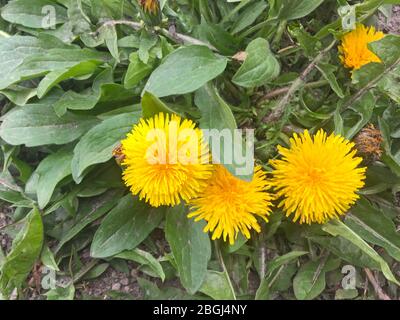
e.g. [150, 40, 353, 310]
[0, 0, 400, 301]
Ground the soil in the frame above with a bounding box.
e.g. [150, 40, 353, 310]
[378, 5, 400, 34]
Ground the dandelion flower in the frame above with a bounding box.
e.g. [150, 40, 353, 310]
[270, 130, 366, 224]
[121, 113, 213, 207]
[339, 24, 385, 70]
[189, 165, 273, 245]
[139, 0, 159, 14]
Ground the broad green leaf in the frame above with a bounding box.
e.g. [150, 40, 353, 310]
[141, 91, 176, 119]
[0, 85, 37, 106]
[41, 245, 59, 271]
[0, 208, 43, 297]
[116, 249, 165, 281]
[138, 29, 158, 64]
[196, 21, 239, 55]
[13, 48, 107, 84]
[199, 270, 235, 300]
[45, 283, 75, 300]
[56, 190, 122, 252]
[256, 251, 307, 300]
[103, 24, 119, 62]
[32, 147, 73, 209]
[323, 219, 400, 285]
[317, 63, 344, 98]
[346, 198, 400, 262]
[233, 38, 280, 88]
[0, 102, 99, 147]
[268, 251, 309, 275]
[144, 45, 227, 97]
[0, 34, 74, 90]
[91, 195, 165, 258]
[269, 0, 325, 21]
[309, 235, 379, 269]
[71, 112, 141, 183]
[37, 60, 102, 98]
[195, 84, 253, 181]
[124, 52, 155, 89]
[231, 1, 268, 34]
[1, 0, 67, 28]
[292, 257, 339, 300]
[165, 204, 211, 294]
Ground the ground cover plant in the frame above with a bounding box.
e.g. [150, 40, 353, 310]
[0, 0, 400, 300]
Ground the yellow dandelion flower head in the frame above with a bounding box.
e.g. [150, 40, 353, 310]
[269, 130, 367, 224]
[121, 112, 213, 207]
[338, 24, 385, 70]
[139, 0, 159, 14]
[188, 165, 273, 245]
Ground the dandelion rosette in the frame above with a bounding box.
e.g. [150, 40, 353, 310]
[121, 113, 213, 207]
[189, 165, 273, 245]
[339, 24, 385, 71]
[270, 130, 367, 224]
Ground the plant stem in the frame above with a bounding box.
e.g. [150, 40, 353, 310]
[96, 19, 218, 51]
[214, 241, 237, 300]
[364, 268, 391, 300]
[257, 79, 329, 105]
[263, 40, 337, 123]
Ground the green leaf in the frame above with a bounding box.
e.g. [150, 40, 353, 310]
[292, 257, 332, 300]
[0, 34, 74, 90]
[141, 91, 176, 119]
[103, 24, 119, 62]
[309, 235, 379, 269]
[317, 63, 344, 98]
[256, 251, 308, 300]
[32, 147, 73, 209]
[323, 219, 400, 285]
[91, 195, 165, 258]
[195, 84, 253, 181]
[124, 52, 155, 89]
[115, 249, 165, 281]
[233, 38, 280, 88]
[56, 190, 122, 252]
[71, 112, 141, 183]
[0, 208, 43, 297]
[37, 60, 102, 98]
[144, 45, 227, 97]
[346, 198, 400, 262]
[269, 0, 325, 21]
[0, 100, 99, 147]
[165, 204, 211, 294]
[199, 270, 235, 300]
[231, 1, 267, 34]
[45, 283, 75, 300]
[41, 245, 59, 271]
[0, 85, 37, 106]
[1, 0, 68, 28]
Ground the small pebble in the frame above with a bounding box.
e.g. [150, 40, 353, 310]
[111, 283, 121, 291]
[121, 278, 129, 286]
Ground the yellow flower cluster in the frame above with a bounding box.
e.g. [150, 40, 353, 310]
[116, 21, 385, 245]
[119, 112, 366, 245]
